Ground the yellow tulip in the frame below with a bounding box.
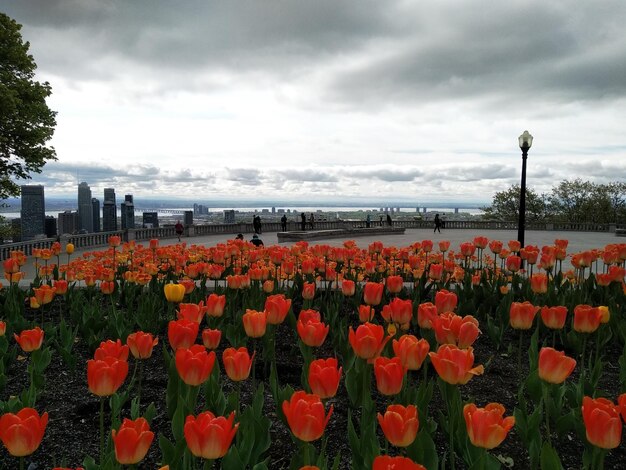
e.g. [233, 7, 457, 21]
[65, 243, 75, 254]
[164, 283, 186, 303]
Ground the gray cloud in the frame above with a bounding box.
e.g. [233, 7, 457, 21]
[225, 168, 262, 186]
[278, 169, 338, 183]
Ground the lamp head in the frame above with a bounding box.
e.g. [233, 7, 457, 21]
[519, 130, 533, 150]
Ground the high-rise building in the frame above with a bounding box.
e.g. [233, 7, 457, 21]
[92, 198, 101, 232]
[142, 212, 159, 228]
[58, 210, 80, 235]
[20, 185, 45, 241]
[224, 210, 235, 224]
[183, 210, 193, 226]
[102, 188, 117, 232]
[121, 194, 135, 229]
[45, 216, 57, 238]
[78, 182, 93, 232]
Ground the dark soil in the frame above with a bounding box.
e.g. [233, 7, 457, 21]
[1, 296, 626, 469]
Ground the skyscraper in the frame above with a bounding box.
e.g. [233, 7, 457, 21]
[58, 211, 80, 235]
[20, 185, 45, 241]
[92, 198, 101, 232]
[102, 188, 117, 232]
[78, 182, 93, 232]
[121, 194, 135, 229]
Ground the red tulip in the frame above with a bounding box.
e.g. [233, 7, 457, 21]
[429, 344, 484, 385]
[505, 255, 521, 273]
[538, 347, 576, 384]
[168, 319, 199, 350]
[127, 332, 158, 359]
[463, 403, 515, 449]
[222, 347, 255, 382]
[386, 275, 404, 294]
[417, 302, 438, 329]
[297, 314, 329, 347]
[363, 282, 384, 306]
[349, 322, 390, 360]
[201, 328, 221, 350]
[184, 411, 239, 459]
[392, 335, 430, 370]
[434, 313, 480, 348]
[377, 404, 419, 447]
[175, 345, 216, 386]
[308, 358, 342, 399]
[282, 391, 333, 442]
[94, 339, 129, 361]
[509, 301, 539, 330]
[540, 306, 567, 330]
[265, 294, 292, 325]
[87, 356, 129, 396]
[111, 417, 154, 465]
[434, 289, 457, 314]
[381, 298, 413, 328]
[374, 357, 406, 396]
[573, 304, 602, 333]
[582, 396, 622, 449]
[358, 304, 375, 323]
[242, 309, 267, 338]
[372, 455, 426, 470]
[428, 263, 444, 281]
[205, 293, 226, 318]
[14, 327, 44, 352]
[341, 280, 356, 297]
[0, 408, 48, 457]
[177, 303, 205, 323]
[302, 282, 316, 300]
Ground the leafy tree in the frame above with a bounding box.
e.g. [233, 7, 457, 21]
[0, 12, 57, 199]
[481, 184, 548, 222]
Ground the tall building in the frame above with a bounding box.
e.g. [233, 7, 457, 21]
[183, 210, 193, 226]
[142, 212, 159, 228]
[77, 182, 93, 232]
[120, 194, 135, 229]
[102, 188, 117, 232]
[58, 211, 80, 235]
[92, 198, 101, 232]
[45, 216, 57, 238]
[20, 185, 45, 241]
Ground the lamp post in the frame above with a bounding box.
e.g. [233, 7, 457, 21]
[517, 130, 533, 248]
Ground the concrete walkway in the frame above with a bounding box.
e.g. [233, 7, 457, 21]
[9, 228, 621, 286]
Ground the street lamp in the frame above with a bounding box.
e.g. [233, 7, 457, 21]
[517, 130, 533, 248]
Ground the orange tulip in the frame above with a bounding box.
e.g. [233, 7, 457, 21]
[3, 258, 19, 274]
[538, 347, 576, 384]
[429, 344, 484, 385]
[509, 301, 539, 330]
[282, 391, 333, 442]
[374, 357, 406, 396]
[0, 321, 5, 336]
[54, 279, 68, 295]
[386, 275, 404, 294]
[349, 322, 390, 360]
[363, 282, 384, 306]
[582, 396, 622, 449]
[434, 313, 480, 348]
[175, 345, 216, 386]
[463, 403, 515, 449]
[428, 263, 444, 281]
[179, 279, 195, 295]
[435, 289, 457, 314]
[0, 408, 48, 457]
[392, 335, 429, 370]
[222, 347, 255, 382]
[438, 240, 451, 252]
[87, 356, 129, 396]
[308, 358, 342, 399]
[530, 273, 548, 294]
[540, 306, 568, 330]
[242, 309, 267, 338]
[297, 314, 329, 347]
[94, 339, 129, 361]
[33, 284, 56, 305]
[14, 327, 44, 352]
[264, 294, 291, 325]
[201, 328, 221, 350]
[100, 281, 115, 295]
[508, 240, 521, 253]
[262, 280, 274, 293]
[459, 242, 476, 258]
[111, 417, 154, 465]
[168, 319, 199, 350]
[109, 235, 121, 247]
[372, 455, 426, 470]
[184, 411, 239, 459]
[573, 304, 602, 333]
[164, 283, 185, 303]
[377, 404, 419, 447]
[302, 282, 316, 300]
[505, 255, 521, 273]
[205, 293, 226, 318]
[341, 280, 356, 297]
[417, 302, 438, 329]
[381, 298, 413, 328]
[126, 332, 158, 359]
[473, 236, 488, 249]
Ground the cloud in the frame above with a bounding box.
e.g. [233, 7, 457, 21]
[225, 168, 262, 186]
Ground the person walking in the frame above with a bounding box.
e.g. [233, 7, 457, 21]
[281, 214, 288, 232]
[309, 213, 315, 230]
[301, 212, 306, 231]
[175, 220, 184, 241]
[386, 214, 392, 226]
[366, 214, 371, 228]
[434, 213, 442, 233]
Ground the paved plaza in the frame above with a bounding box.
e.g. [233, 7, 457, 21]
[13, 228, 622, 285]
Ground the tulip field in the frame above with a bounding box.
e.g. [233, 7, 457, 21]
[1, 236, 626, 469]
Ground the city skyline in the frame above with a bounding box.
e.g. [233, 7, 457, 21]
[3, 1, 626, 202]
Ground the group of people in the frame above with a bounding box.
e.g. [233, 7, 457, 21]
[300, 212, 315, 231]
[365, 213, 393, 228]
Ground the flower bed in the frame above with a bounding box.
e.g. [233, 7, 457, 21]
[1, 237, 625, 469]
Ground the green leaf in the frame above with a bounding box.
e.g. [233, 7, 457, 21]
[540, 442, 563, 470]
[406, 428, 439, 470]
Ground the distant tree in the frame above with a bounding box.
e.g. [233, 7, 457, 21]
[481, 184, 548, 222]
[0, 13, 57, 200]
[598, 182, 626, 224]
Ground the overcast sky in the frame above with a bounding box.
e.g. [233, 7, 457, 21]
[4, 0, 626, 205]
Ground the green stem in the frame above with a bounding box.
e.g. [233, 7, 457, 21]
[581, 336, 587, 382]
[542, 383, 552, 445]
[518, 330, 523, 381]
[137, 361, 144, 406]
[203, 459, 214, 470]
[100, 396, 105, 463]
[302, 441, 311, 466]
[20, 457, 24, 470]
[29, 358, 35, 407]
